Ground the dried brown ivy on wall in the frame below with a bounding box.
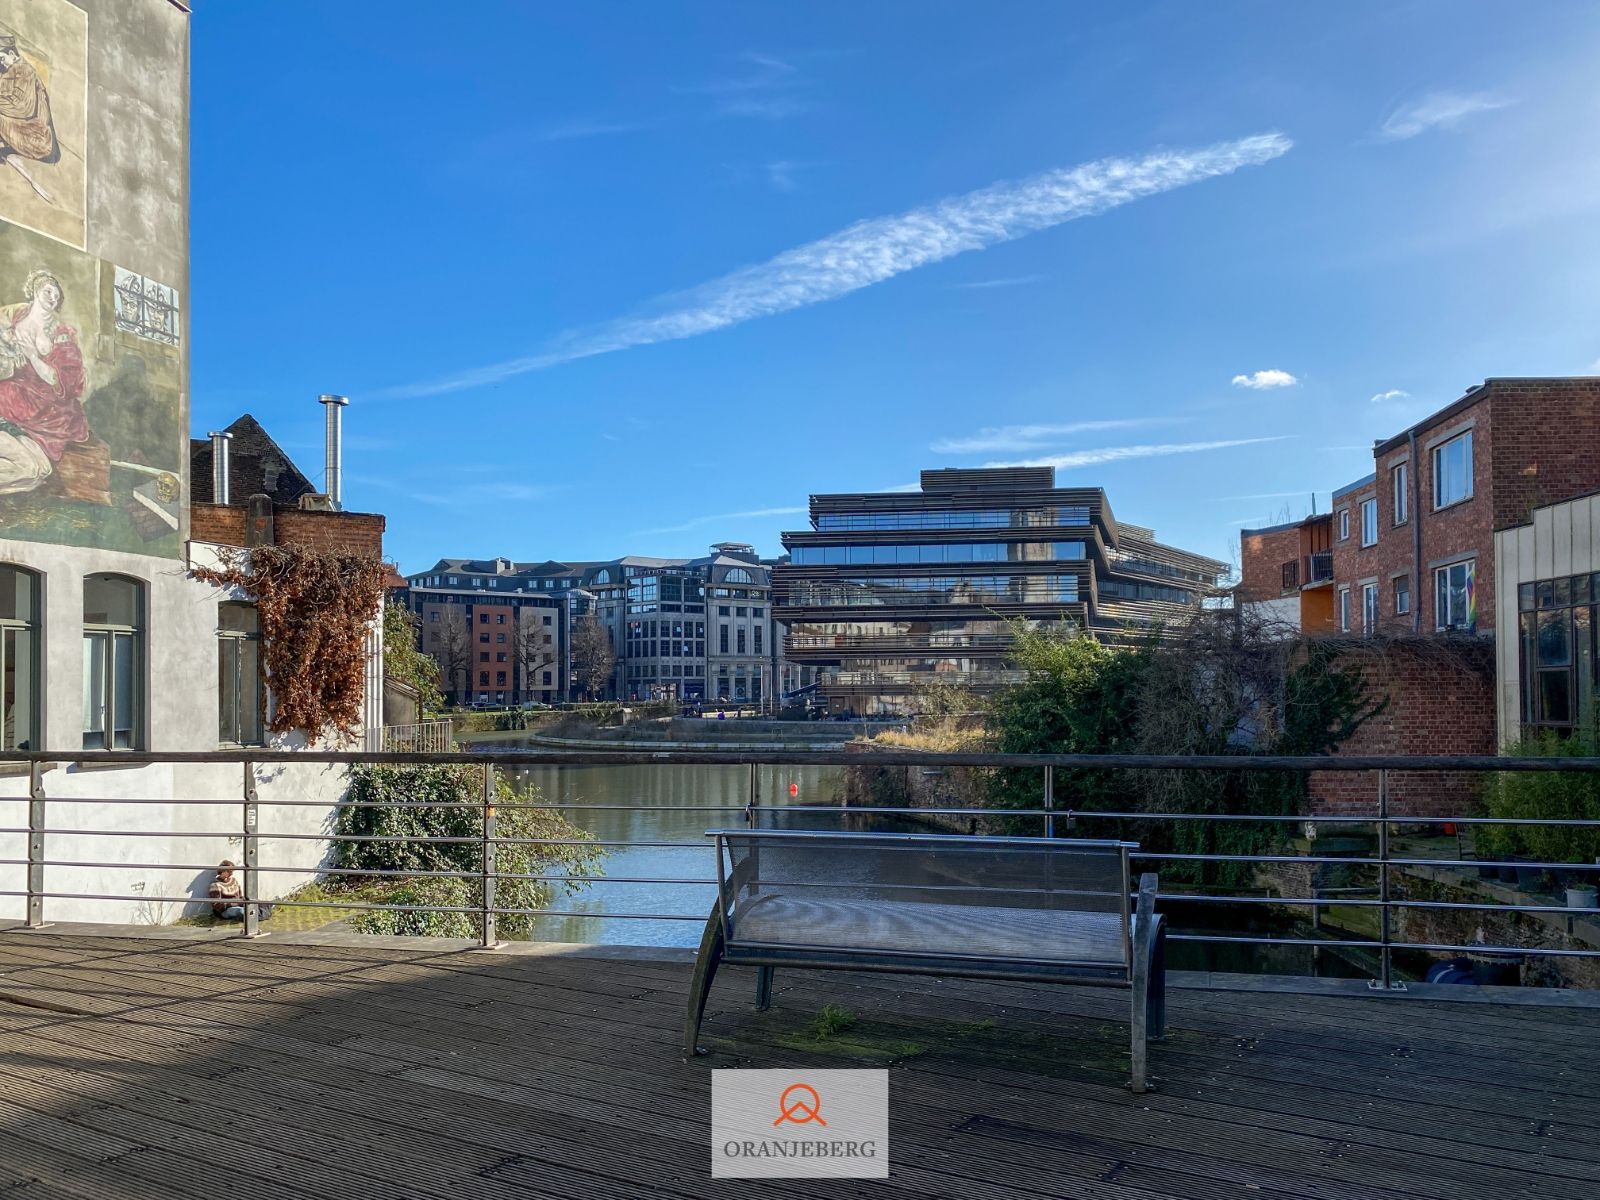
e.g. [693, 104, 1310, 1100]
[192, 544, 386, 744]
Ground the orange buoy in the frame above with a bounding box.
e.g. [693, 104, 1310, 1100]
[789, 783, 799, 797]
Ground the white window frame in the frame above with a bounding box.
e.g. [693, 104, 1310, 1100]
[1434, 560, 1475, 631]
[217, 602, 265, 747]
[1359, 499, 1377, 548]
[1337, 509, 1350, 541]
[1432, 431, 1473, 510]
[1394, 576, 1410, 616]
[1392, 463, 1408, 525]
[0, 564, 41, 752]
[1337, 586, 1351, 633]
[1361, 583, 1378, 635]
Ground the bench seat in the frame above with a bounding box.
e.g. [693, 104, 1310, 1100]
[732, 894, 1128, 968]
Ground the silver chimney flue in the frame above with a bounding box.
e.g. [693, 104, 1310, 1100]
[208, 430, 232, 504]
[319, 394, 349, 510]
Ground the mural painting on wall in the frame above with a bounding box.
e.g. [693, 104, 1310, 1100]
[0, 0, 87, 249]
[0, 1, 181, 559]
[0, 220, 182, 556]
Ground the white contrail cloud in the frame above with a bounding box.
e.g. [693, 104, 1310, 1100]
[1377, 91, 1515, 142]
[987, 436, 1290, 470]
[377, 132, 1293, 399]
[932, 418, 1181, 454]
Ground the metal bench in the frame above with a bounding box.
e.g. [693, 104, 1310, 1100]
[684, 829, 1166, 1091]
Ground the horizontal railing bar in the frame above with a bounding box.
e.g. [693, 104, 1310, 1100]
[1166, 932, 1600, 960]
[7, 748, 1600, 771]
[1155, 893, 1600, 915]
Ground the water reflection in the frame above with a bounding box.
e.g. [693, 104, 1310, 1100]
[503, 763, 844, 946]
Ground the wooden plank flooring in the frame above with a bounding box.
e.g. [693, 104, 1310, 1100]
[0, 929, 1595, 1199]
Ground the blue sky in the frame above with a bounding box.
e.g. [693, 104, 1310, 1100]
[189, 2, 1600, 573]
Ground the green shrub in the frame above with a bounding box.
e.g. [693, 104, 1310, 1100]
[334, 764, 604, 937]
[1484, 726, 1600, 864]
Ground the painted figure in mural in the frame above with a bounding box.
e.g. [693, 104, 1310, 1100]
[0, 29, 58, 204]
[0, 269, 88, 495]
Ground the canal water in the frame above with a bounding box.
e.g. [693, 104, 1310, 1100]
[496, 757, 1388, 979]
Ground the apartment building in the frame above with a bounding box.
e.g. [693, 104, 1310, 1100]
[1236, 512, 1336, 633]
[774, 466, 1227, 715]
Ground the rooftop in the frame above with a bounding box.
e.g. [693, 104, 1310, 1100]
[1, 926, 1594, 1199]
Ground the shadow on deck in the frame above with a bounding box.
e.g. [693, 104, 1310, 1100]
[1, 925, 1597, 1199]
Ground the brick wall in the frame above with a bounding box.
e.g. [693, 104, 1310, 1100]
[1238, 524, 1300, 602]
[1486, 379, 1600, 530]
[1308, 638, 1496, 817]
[190, 501, 385, 559]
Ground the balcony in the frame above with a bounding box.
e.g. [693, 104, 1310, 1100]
[1303, 551, 1334, 586]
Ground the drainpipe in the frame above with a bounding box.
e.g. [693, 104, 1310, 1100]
[208, 431, 232, 504]
[319, 394, 349, 510]
[1409, 429, 1421, 633]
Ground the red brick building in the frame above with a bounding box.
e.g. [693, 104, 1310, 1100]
[1237, 513, 1335, 633]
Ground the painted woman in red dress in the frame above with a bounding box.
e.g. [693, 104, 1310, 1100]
[0, 269, 89, 496]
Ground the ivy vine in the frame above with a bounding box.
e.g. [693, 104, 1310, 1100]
[192, 544, 386, 743]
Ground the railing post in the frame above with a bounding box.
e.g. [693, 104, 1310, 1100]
[746, 761, 759, 829]
[1044, 765, 1055, 839]
[27, 762, 47, 928]
[242, 760, 261, 938]
[1369, 767, 1405, 992]
[481, 761, 498, 948]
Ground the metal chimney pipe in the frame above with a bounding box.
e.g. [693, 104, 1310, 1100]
[319, 394, 349, 510]
[208, 431, 232, 505]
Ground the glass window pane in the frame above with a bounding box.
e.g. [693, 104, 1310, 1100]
[83, 631, 107, 748]
[0, 564, 35, 623]
[1519, 583, 1535, 612]
[1538, 669, 1573, 725]
[219, 602, 259, 634]
[218, 638, 239, 743]
[2, 626, 33, 750]
[83, 574, 141, 627]
[1537, 611, 1572, 667]
[113, 632, 137, 749]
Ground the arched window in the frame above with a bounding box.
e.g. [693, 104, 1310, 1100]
[83, 574, 145, 750]
[723, 567, 754, 585]
[592, 568, 612, 584]
[1, 564, 40, 751]
[218, 602, 264, 746]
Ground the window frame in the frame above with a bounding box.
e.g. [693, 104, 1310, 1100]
[82, 573, 146, 751]
[216, 601, 265, 747]
[1337, 508, 1350, 541]
[1432, 431, 1474, 510]
[1358, 498, 1377, 548]
[1361, 582, 1379, 636]
[0, 564, 41, 752]
[1394, 576, 1410, 616]
[1392, 462, 1409, 526]
[1337, 586, 1351, 633]
[1434, 559, 1476, 632]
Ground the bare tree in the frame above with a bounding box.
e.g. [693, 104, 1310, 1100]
[571, 613, 617, 701]
[436, 617, 474, 703]
[515, 616, 559, 702]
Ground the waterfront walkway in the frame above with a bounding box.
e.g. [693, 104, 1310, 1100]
[1, 927, 1597, 1199]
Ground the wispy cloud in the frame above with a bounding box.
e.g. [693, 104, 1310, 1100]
[985, 436, 1290, 471]
[1214, 489, 1318, 502]
[763, 159, 826, 191]
[378, 132, 1293, 400]
[1231, 369, 1298, 390]
[932, 418, 1179, 455]
[1369, 388, 1409, 403]
[949, 274, 1046, 291]
[350, 472, 560, 508]
[533, 118, 648, 144]
[684, 51, 814, 119]
[634, 505, 807, 536]
[1377, 91, 1516, 141]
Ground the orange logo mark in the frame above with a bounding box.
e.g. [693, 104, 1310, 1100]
[773, 1082, 826, 1127]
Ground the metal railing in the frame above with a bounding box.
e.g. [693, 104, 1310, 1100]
[380, 721, 454, 753]
[3, 748, 1599, 993]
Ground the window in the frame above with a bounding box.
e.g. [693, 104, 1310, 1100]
[496, 652, 507, 663]
[542, 614, 552, 626]
[1395, 576, 1410, 616]
[719, 625, 729, 653]
[754, 625, 763, 655]
[479, 632, 489, 643]
[1434, 560, 1475, 631]
[217, 603, 264, 746]
[1392, 463, 1408, 525]
[479, 613, 489, 624]
[496, 672, 507, 686]
[479, 672, 489, 686]
[1360, 499, 1377, 548]
[83, 574, 144, 750]
[428, 611, 439, 623]
[724, 568, 755, 585]
[1281, 561, 1298, 591]
[479, 652, 489, 663]
[1337, 509, 1350, 541]
[496, 614, 505, 624]
[495, 633, 506, 644]
[543, 671, 553, 686]
[718, 605, 730, 616]
[1433, 431, 1473, 508]
[1, 564, 40, 751]
[1337, 586, 1351, 633]
[735, 607, 747, 617]
[1361, 583, 1378, 636]
[1518, 572, 1598, 731]
[737, 628, 747, 655]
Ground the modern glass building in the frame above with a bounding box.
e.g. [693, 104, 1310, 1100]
[773, 467, 1227, 714]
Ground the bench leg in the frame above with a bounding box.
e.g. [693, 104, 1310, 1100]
[755, 965, 775, 1011]
[684, 906, 726, 1057]
[1148, 920, 1167, 1042]
[1129, 872, 1158, 1093]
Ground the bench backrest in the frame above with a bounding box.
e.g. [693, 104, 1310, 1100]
[711, 829, 1137, 972]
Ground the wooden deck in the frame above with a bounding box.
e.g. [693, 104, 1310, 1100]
[1, 928, 1598, 1199]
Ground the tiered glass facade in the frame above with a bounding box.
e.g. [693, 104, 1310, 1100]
[774, 467, 1224, 715]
